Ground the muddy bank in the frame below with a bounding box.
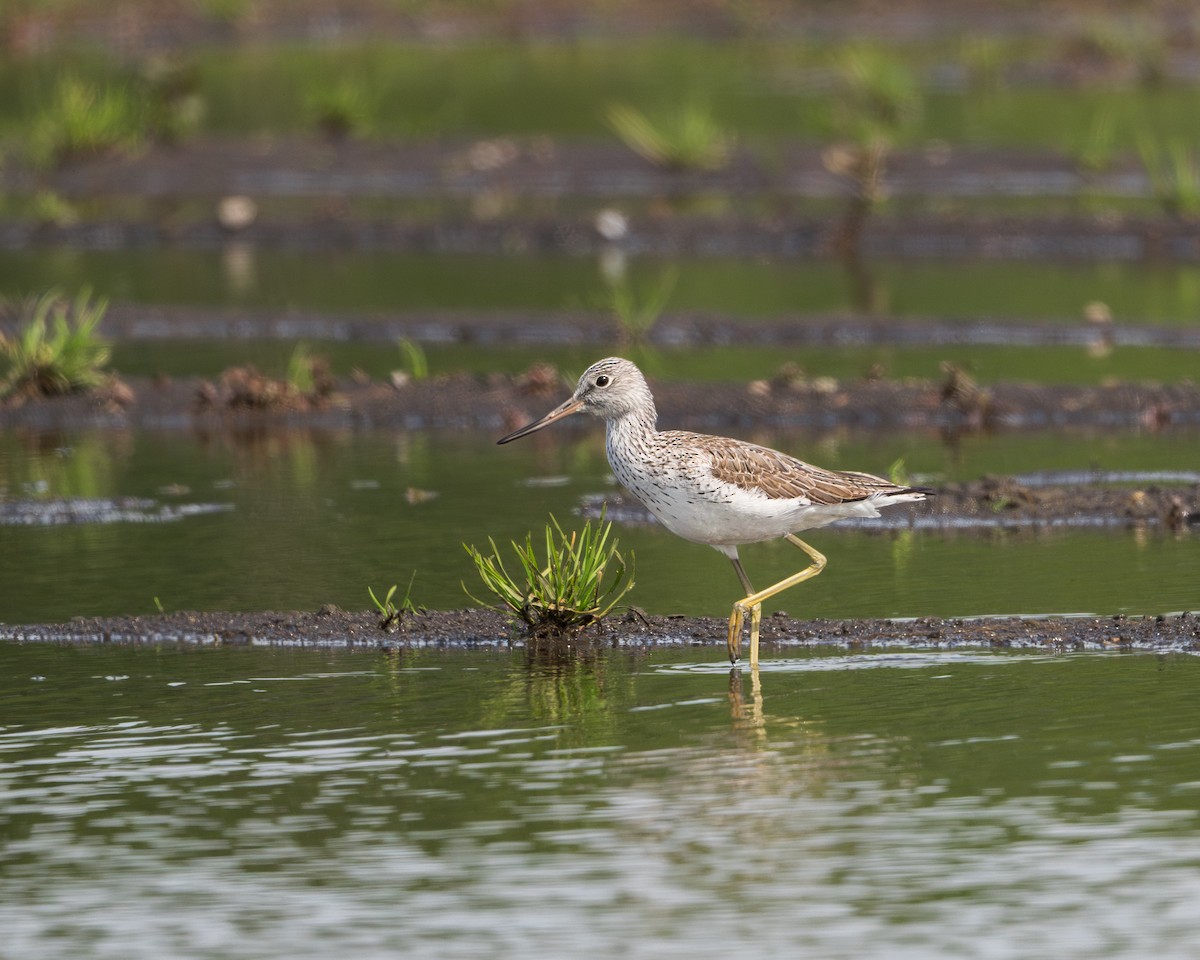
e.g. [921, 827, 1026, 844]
[1, 367, 1197, 434]
[12, 0, 1200, 53]
[924, 474, 1199, 531]
[13, 210, 1194, 262]
[588, 474, 1200, 534]
[0, 139, 1169, 206]
[2, 606, 1197, 654]
[69, 303, 1200, 350]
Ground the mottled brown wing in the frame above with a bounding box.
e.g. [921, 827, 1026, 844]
[700, 437, 898, 504]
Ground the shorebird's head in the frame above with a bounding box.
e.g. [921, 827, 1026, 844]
[497, 357, 653, 443]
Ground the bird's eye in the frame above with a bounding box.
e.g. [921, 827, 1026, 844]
[595, 375, 611, 387]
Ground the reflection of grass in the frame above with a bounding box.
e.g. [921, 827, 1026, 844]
[0, 289, 113, 400]
[1137, 134, 1200, 218]
[605, 102, 732, 171]
[464, 512, 635, 638]
[3, 429, 125, 503]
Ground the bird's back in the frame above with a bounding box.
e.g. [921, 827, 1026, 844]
[606, 427, 924, 546]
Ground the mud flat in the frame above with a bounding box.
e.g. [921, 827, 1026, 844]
[2, 607, 1197, 654]
[1, 368, 1199, 434]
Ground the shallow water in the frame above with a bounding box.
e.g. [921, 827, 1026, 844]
[1, 427, 1196, 624]
[5, 38, 1200, 150]
[4, 249, 1200, 326]
[1, 642, 1198, 959]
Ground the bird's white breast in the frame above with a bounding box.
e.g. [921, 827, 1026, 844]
[605, 424, 878, 546]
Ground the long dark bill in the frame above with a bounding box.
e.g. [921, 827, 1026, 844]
[496, 396, 585, 444]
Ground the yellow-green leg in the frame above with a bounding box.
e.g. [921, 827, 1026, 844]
[726, 534, 828, 666]
[726, 555, 757, 664]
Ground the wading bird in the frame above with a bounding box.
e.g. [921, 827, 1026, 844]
[499, 358, 926, 666]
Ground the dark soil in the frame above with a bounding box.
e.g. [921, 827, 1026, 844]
[0, 139, 1163, 205]
[71, 303, 1200, 350]
[12, 0, 1200, 53]
[1, 365, 1197, 434]
[3, 606, 1197, 654]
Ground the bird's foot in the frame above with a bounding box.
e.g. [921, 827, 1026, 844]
[726, 601, 763, 665]
[726, 604, 745, 663]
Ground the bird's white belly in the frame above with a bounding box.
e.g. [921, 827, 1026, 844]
[620, 472, 883, 546]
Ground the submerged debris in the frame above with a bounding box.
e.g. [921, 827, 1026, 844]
[0, 496, 233, 526]
[2, 362, 1199, 434]
[940, 361, 997, 429]
[196, 362, 337, 412]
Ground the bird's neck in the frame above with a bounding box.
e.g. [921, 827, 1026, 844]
[604, 404, 658, 455]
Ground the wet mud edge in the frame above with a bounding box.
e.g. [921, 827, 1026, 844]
[2, 607, 1198, 654]
[3, 372, 1200, 434]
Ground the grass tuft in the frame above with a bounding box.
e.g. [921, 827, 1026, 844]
[286, 342, 319, 395]
[197, 345, 333, 411]
[605, 101, 732, 172]
[464, 511, 635, 638]
[0, 288, 113, 400]
[397, 338, 429, 380]
[832, 44, 922, 145]
[887, 457, 911, 488]
[1137, 134, 1200, 219]
[369, 572, 424, 632]
[822, 45, 922, 258]
[28, 75, 147, 168]
[306, 76, 377, 139]
[605, 266, 677, 345]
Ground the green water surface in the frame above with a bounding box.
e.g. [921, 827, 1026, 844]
[3, 39, 1199, 151]
[1, 428, 1195, 625]
[1, 641, 1198, 959]
[4, 249, 1200, 324]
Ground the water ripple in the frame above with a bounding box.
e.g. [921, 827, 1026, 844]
[1, 650, 1198, 959]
